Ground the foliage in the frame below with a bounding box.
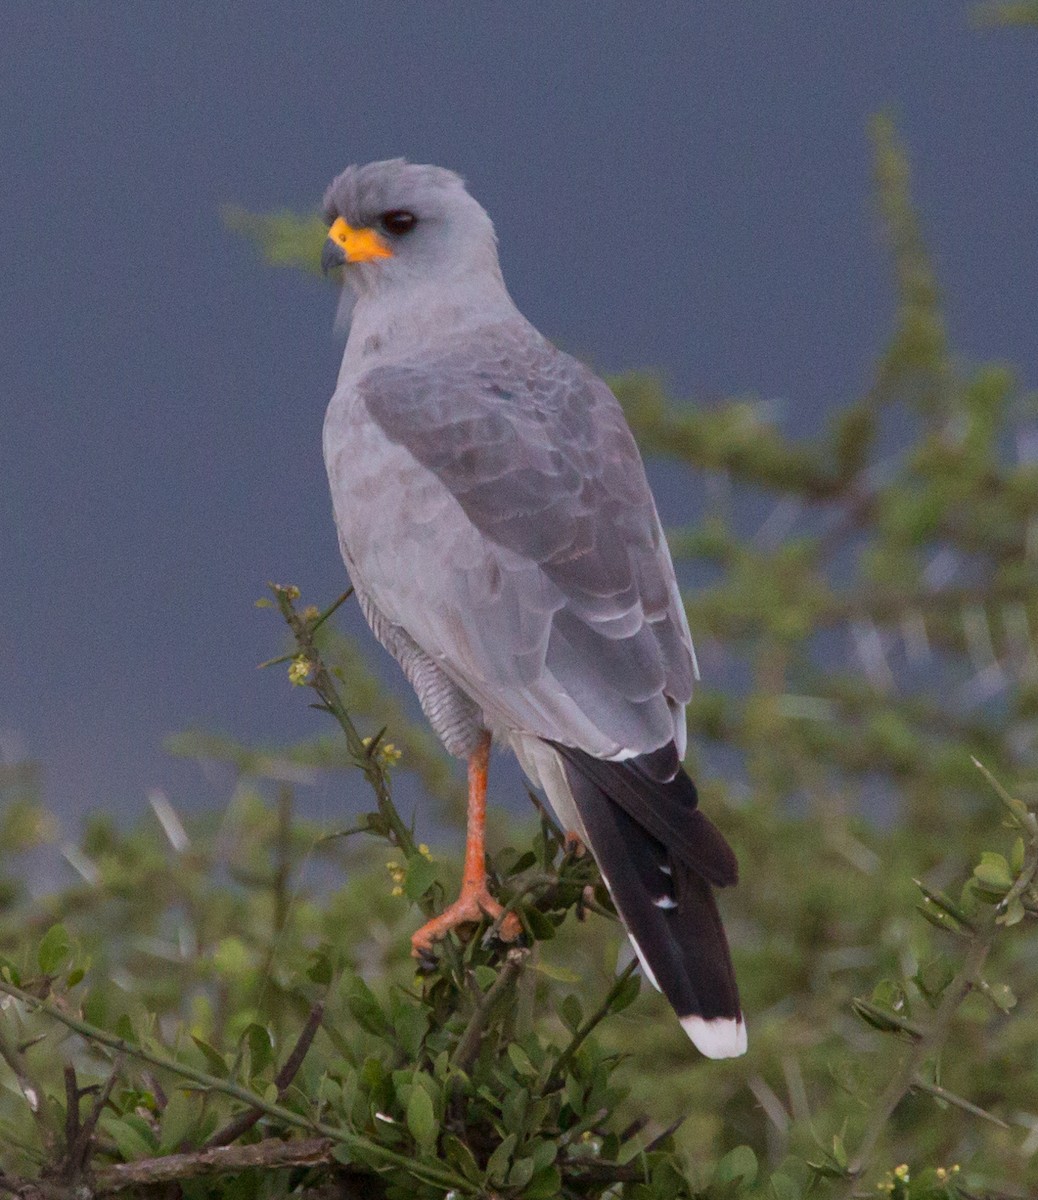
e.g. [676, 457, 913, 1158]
[0, 594, 696, 1197]
[3, 578, 1038, 1198]
[974, 2, 1038, 27]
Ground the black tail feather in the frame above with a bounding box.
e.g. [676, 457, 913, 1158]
[550, 742, 738, 888]
[552, 742, 743, 1049]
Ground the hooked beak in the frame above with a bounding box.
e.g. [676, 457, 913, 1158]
[321, 238, 347, 275]
[321, 216, 393, 275]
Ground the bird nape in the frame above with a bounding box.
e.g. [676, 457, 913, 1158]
[318, 158, 745, 1059]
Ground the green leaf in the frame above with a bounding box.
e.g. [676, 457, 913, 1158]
[190, 1034, 229, 1076]
[852, 998, 922, 1038]
[999, 895, 1026, 926]
[560, 993, 583, 1032]
[404, 854, 440, 901]
[99, 1113, 156, 1161]
[243, 1022, 275, 1075]
[442, 1133, 482, 1183]
[472, 965, 497, 991]
[916, 901, 969, 937]
[984, 980, 1017, 1012]
[527, 1138, 558, 1171]
[391, 992, 429, 1058]
[37, 924, 71, 975]
[347, 977, 392, 1038]
[224, 206, 328, 275]
[523, 906, 558, 940]
[158, 1088, 198, 1153]
[974, 851, 1013, 891]
[714, 1144, 758, 1187]
[406, 1082, 437, 1155]
[610, 971, 641, 1013]
[307, 948, 334, 985]
[770, 1173, 800, 1200]
[507, 1043, 535, 1077]
[524, 1165, 562, 1198]
[913, 878, 974, 929]
[486, 1132, 517, 1186]
[508, 1156, 536, 1188]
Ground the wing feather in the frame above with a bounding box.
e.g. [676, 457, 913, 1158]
[324, 323, 695, 758]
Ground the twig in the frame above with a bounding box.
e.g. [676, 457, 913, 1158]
[0, 979, 471, 1195]
[62, 1066, 79, 1168]
[270, 584, 417, 858]
[308, 587, 354, 635]
[909, 1077, 1009, 1130]
[838, 914, 997, 1194]
[542, 960, 638, 1093]
[94, 1137, 336, 1193]
[451, 948, 529, 1074]
[204, 1000, 325, 1149]
[70, 1059, 122, 1173]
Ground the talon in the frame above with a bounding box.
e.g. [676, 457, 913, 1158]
[414, 945, 440, 974]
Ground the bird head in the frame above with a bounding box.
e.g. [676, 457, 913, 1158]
[321, 159, 502, 302]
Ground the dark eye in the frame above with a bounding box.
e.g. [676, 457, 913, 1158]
[380, 209, 417, 236]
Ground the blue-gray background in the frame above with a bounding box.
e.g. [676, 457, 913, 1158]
[2, 3, 1035, 833]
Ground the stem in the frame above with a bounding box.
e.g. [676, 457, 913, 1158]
[838, 914, 997, 1194]
[271, 585, 417, 857]
[93, 1137, 337, 1194]
[542, 960, 638, 1092]
[203, 1001, 325, 1149]
[451, 947, 529, 1074]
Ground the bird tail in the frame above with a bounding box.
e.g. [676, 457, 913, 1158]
[548, 741, 745, 1059]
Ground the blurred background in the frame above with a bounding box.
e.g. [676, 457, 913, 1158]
[2, 2, 1036, 833]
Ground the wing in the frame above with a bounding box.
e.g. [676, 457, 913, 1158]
[325, 325, 696, 759]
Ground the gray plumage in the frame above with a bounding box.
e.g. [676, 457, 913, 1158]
[320, 159, 744, 1057]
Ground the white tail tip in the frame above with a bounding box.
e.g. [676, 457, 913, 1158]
[681, 1014, 748, 1058]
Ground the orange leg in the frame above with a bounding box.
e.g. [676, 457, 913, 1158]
[411, 732, 522, 958]
[563, 831, 586, 858]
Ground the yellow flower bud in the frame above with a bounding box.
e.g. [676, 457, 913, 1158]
[288, 658, 313, 686]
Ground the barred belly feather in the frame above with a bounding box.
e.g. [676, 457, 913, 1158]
[356, 588, 485, 758]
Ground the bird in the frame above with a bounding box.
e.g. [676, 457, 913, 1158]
[319, 159, 745, 1059]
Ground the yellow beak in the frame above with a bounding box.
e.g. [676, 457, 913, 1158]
[322, 216, 393, 271]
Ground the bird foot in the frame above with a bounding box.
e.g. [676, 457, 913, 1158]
[411, 886, 522, 962]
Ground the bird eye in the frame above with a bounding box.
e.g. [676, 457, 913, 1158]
[380, 210, 418, 236]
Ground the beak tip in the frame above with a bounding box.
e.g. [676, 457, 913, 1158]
[321, 239, 348, 276]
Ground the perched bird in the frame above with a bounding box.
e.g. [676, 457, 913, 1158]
[320, 160, 745, 1058]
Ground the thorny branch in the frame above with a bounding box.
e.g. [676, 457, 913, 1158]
[270, 584, 419, 858]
